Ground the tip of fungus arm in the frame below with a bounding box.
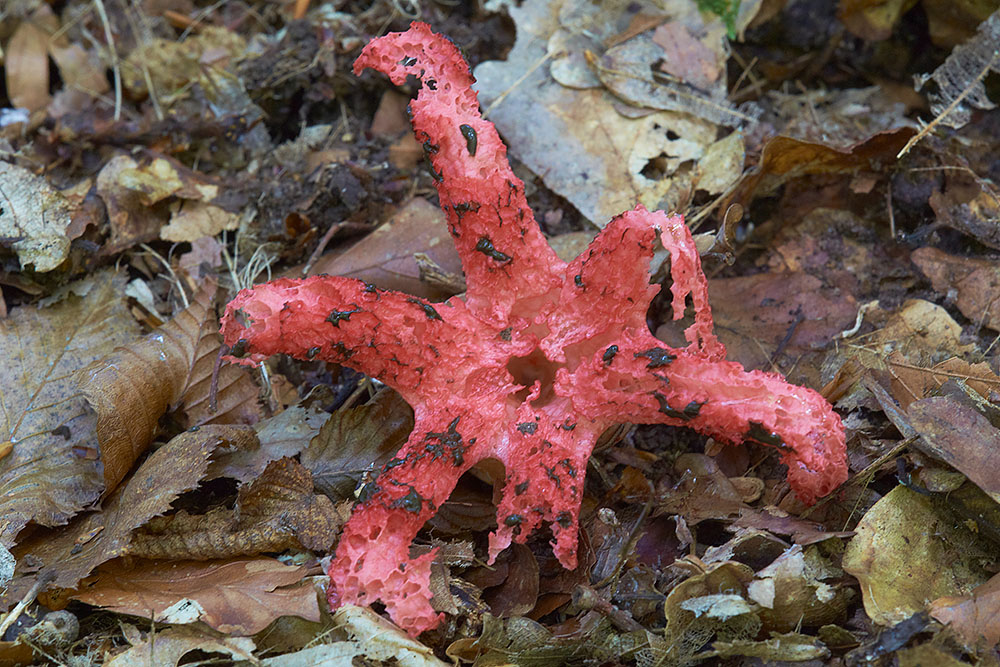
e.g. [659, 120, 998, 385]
[353, 22, 563, 324]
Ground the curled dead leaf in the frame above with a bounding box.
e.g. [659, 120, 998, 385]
[80, 280, 260, 492]
[129, 457, 349, 559]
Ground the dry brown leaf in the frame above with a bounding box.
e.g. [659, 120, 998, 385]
[911, 246, 1000, 332]
[725, 129, 915, 210]
[95, 154, 230, 256]
[80, 280, 260, 491]
[0, 270, 139, 548]
[11, 425, 257, 591]
[300, 389, 414, 500]
[308, 198, 463, 300]
[930, 572, 1000, 649]
[5, 9, 56, 113]
[129, 457, 348, 559]
[72, 557, 321, 635]
[694, 271, 857, 381]
[105, 625, 257, 667]
[161, 202, 242, 243]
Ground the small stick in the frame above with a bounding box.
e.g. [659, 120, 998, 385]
[0, 571, 56, 639]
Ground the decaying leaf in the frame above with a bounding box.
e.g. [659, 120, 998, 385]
[842, 485, 992, 625]
[128, 457, 348, 559]
[474, 2, 722, 226]
[0, 163, 77, 272]
[913, 10, 1000, 129]
[746, 545, 853, 632]
[161, 201, 242, 243]
[95, 154, 234, 255]
[300, 389, 414, 500]
[655, 560, 760, 665]
[725, 129, 916, 210]
[121, 26, 247, 99]
[208, 403, 329, 483]
[704, 631, 830, 661]
[327, 605, 449, 667]
[0, 270, 139, 547]
[11, 425, 257, 591]
[928, 185, 1000, 250]
[73, 557, 321, 635]
[467, 613, 646, 665]
[80, 280, 260, 491]
[595, 32, 760, 127]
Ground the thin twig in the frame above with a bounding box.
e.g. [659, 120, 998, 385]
[0, 571, 56, 638]
[897, 49, 1000, 158]
[92, 0, 123, 121]
[139, 243, 189, 308]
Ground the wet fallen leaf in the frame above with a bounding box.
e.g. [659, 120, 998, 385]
[73, 557, 320, 635]
[300, 389, 414, 500]
[908, 395, 1000, 503]
[0, 270, 139, 547]
[208, 403, 329, 483]
[842, 485, 991, 625]
[481, 544, 539, 618]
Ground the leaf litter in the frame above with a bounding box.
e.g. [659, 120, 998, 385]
[1, 0, 1000, 664]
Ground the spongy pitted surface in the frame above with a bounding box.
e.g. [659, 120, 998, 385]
[220, 22, 847, 636]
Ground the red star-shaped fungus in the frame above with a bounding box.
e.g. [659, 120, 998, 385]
[220, 22, 847, 636]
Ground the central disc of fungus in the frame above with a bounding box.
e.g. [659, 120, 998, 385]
[507, 348, 559, 407]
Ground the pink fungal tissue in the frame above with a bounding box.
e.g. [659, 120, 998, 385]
[220, 22, 847, 636]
